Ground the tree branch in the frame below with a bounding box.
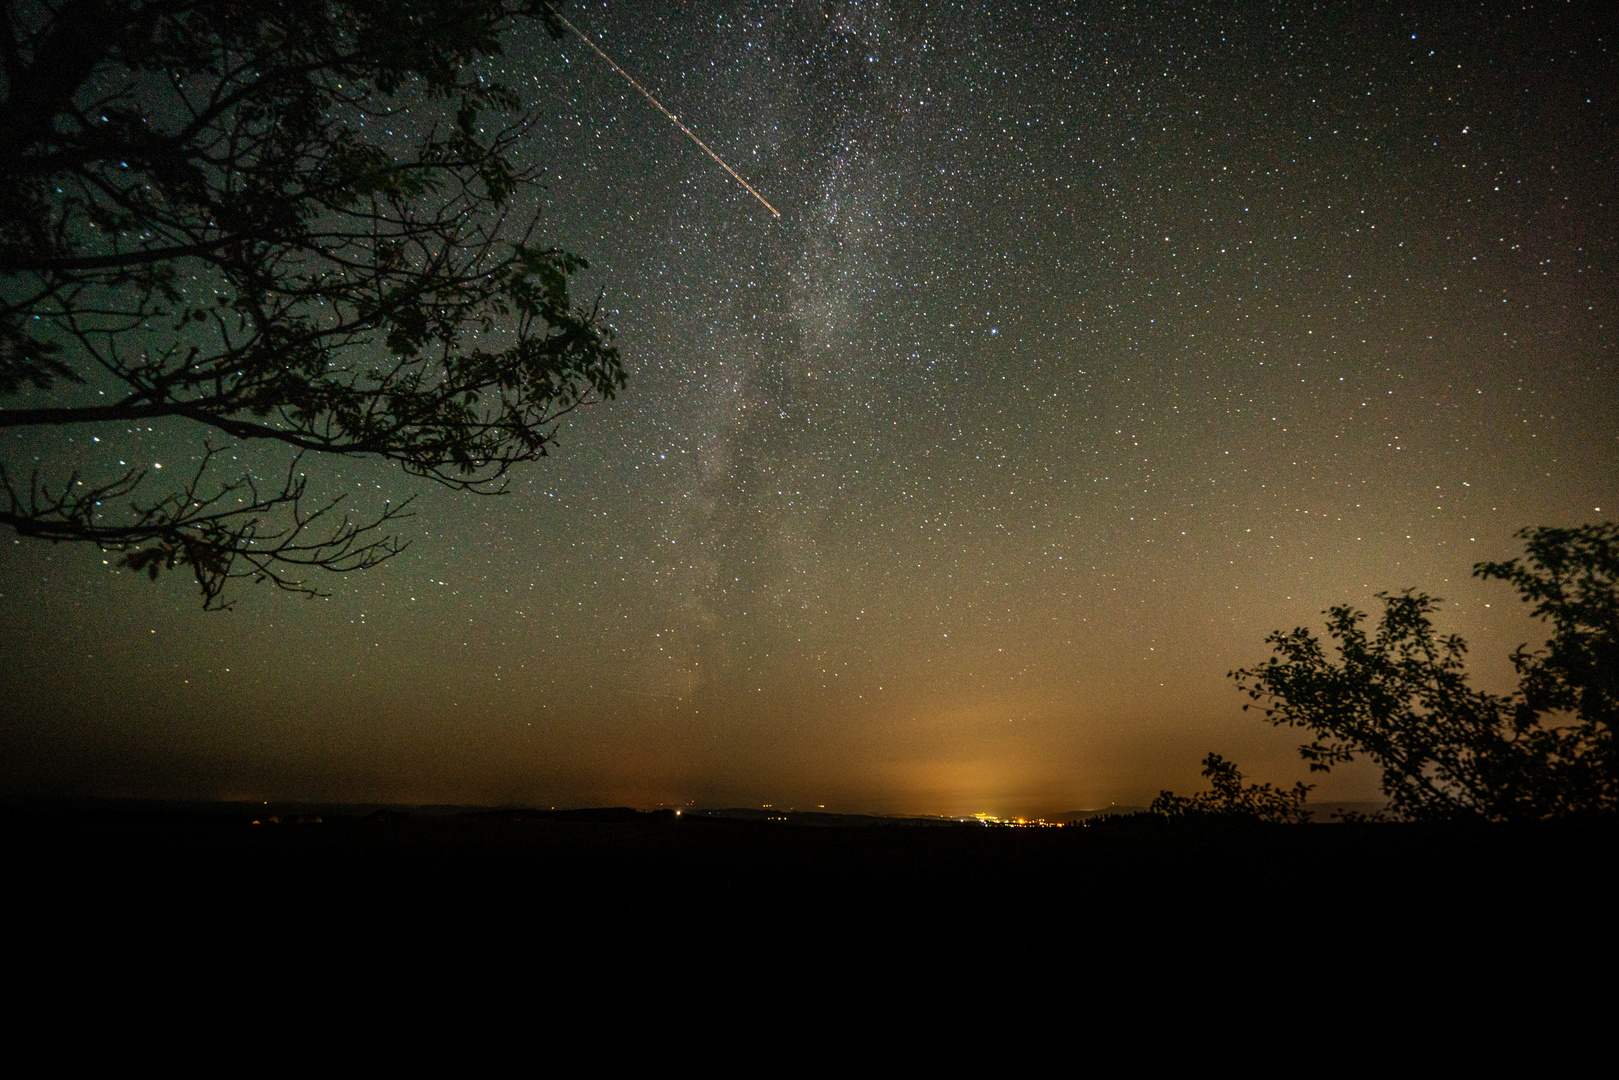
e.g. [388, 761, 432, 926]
[0, 448, 410, 610]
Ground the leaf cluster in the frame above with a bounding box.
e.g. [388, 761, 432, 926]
[0, 1, 622, 606]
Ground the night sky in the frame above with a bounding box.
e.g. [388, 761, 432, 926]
[3, 1, 1614, 817]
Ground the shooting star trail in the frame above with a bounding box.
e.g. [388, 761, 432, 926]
[552, 10, 782, 219]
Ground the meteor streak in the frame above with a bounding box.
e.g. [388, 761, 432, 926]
[552, 10, 781, 219]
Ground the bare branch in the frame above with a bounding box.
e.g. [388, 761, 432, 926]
[0, 447, 410, 610]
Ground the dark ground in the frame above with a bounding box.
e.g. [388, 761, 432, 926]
[7, 802, 1612, 979]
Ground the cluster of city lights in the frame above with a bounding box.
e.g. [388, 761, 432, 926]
[967, 814, 1063, 828]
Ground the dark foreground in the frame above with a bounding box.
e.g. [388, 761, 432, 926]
[8, 803, 1612, 976]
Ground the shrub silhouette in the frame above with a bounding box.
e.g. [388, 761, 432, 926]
[1149, 753, 1313, 823]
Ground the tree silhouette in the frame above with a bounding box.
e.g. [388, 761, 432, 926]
[0, 0, 624, 607]
[1224, 524, 1619, 821]
[1474, 523, 1619, 799]
[1149, 752, 1313, 824]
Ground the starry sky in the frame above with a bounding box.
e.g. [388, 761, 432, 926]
[3, 0, 1615, 816]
